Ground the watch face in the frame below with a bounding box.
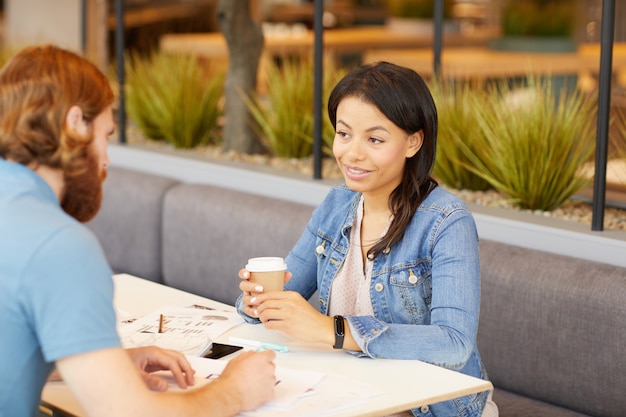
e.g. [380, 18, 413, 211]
[335, 316, 345, 335]
[334, 315, 345, 349]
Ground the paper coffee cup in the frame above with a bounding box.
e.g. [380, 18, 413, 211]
[246, 257, 287, 293]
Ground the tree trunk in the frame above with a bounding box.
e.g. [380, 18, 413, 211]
[217, 0, 264, 154]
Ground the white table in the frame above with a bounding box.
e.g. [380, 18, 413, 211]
[41, 274, 492, 417]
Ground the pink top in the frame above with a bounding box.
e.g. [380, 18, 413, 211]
[329, 196, 390, 317]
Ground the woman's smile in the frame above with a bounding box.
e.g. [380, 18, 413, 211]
[342, 164, 372, 180]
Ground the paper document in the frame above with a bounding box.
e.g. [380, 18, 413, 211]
[178, 357, 384, 416]
[158, 356, 326, 410]
[117, 306, 244, 356]
[240, 371, 385, 417]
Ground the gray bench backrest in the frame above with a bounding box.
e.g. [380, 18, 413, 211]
[478, 239, 626, 417]
[161, 183, 314, 305]
[87, 167, 179, 283]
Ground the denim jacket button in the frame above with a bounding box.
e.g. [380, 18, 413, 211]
[420, 405, 429, 413]
[315, 245, 325, 255]
[374, 283, 384, 292]
[408, 275, 418, 284]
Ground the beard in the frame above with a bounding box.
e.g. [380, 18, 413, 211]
[61, 153, 107, 223]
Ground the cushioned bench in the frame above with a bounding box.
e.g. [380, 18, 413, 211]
[160, 182, 313, 305]
[87, 167, 178, 283]
[478, 240, 626, 417]
[88, 167, 314, 305]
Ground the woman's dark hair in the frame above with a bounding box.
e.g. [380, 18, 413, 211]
[327, 61, 438, 259]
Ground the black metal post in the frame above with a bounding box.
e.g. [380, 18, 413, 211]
[312, 0, 324, 179]
[433, 0, 444, 79]
[591, 0, 616, 231]
[115, 0, 127, 144]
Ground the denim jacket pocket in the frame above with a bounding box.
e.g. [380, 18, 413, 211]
[387, 261, 432, 324]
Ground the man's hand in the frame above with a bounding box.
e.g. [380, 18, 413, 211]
[126, 346, 196, 391]
[217, 350, 276, 411]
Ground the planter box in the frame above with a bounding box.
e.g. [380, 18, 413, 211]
[107, 144, 626, 268]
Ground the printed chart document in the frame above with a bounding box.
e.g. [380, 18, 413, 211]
[117, 305, 244, 356]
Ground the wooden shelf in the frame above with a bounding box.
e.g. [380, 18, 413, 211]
[108, 4, 208, 29]
[159, 26, 498, 60]
[363, 44, 626, 82]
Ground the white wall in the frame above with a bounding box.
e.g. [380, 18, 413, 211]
[5, 0, 82, 51]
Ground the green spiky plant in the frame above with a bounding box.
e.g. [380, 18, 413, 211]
[243, 57, 345, 158]
[385, 0, 454, 19]
[0, 48, 15, 68]
[125, 51, 224, 149]
[609, 106, 626, 158]
[431, 81, 493, 191]
[460, 78, 597, 211]
[502, 0, 576, 38]
[606, 105, 626, 186]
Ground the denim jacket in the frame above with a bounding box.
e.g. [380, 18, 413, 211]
[238, 184, 490, 416]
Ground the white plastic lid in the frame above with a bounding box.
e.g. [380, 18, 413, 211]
[246, 257, 287, 272]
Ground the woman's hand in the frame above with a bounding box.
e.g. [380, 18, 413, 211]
[126, 346, 196, 391]
[238, 268, 291, 319]
[250, 290, 335, 345]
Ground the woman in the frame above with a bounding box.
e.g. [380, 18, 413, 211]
[237, 62, 496, 417]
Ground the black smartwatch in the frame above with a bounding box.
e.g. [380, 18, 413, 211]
[333, 315, 345, 349]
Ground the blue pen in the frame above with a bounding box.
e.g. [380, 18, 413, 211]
[228, 337, 289, 353]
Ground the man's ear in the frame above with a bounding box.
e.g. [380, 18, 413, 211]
[65, 105, 88, 136]
[406, 130, 424, 159]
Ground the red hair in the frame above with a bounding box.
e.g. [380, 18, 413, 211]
[0, 45, 114, 176]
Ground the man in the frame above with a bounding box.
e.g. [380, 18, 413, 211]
[0, 45, 276, 417]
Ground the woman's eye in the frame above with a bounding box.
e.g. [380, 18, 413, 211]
[369, 137, 383, 144]
[336, 131, 349, 139]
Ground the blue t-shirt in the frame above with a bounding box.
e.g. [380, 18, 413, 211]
[0, 158, 121, 417]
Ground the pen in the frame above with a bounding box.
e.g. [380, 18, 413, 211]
[158, 314, 165, 333]
[228, 337, 289, 353]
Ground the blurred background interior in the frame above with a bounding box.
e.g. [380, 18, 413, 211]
[1, 1, 625, 64]
[2, 0, 626, 212]
[1, 0, 625, 147]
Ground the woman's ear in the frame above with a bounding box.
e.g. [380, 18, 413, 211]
[65, 105, 88, 136]
[406, 130, 424, 159]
